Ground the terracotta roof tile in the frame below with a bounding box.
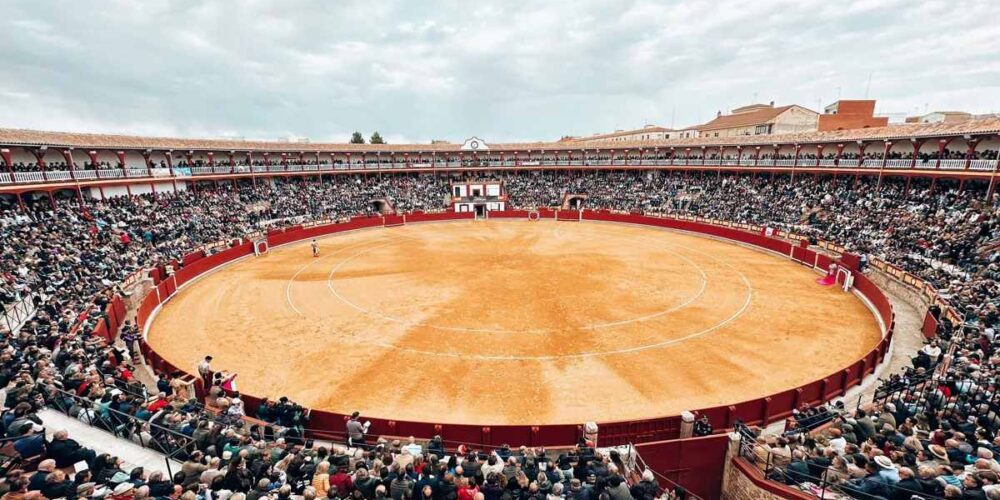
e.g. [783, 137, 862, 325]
[697, 105, 797, 132]
[0, 117, 998, 153]
[571, 126, 675, 142]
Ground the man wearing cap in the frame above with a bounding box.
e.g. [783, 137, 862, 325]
[108, 481, 135, 500]
[76, 482, 98, 498]
[873, 455, 900, 484]
[927, 445, 949, 467]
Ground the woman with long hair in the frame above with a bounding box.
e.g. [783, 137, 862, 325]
[313, 461, 332, 498]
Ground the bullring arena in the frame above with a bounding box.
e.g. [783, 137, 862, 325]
[6, 3, 1000, 497]
[147, 217, 883, 425]
[3, 121, 998, 499]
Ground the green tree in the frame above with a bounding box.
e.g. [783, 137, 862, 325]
[370, 131, 385, 144]
[350, 131, 365, 144]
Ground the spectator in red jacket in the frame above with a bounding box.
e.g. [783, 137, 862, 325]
[330, 465, 354, 495]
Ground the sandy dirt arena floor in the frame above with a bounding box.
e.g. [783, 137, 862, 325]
[147, 220, 883, 425]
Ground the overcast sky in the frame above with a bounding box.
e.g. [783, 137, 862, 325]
[1, 0, 998, 144]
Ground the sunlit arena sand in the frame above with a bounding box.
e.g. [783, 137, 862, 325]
[147, 220, 882, 425]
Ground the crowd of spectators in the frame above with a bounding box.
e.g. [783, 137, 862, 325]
[502, 171, 999, 331]
[1, 169, 998, 499]
[745, 320, 1000, 498]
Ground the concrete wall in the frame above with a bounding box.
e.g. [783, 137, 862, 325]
[720, 434, 811, 500]
[772, 107, 820, 135]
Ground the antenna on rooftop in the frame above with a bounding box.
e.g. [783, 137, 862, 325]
[864, 72, 873, 99]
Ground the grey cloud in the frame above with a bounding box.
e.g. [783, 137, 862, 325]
[0, 0, 997, 143]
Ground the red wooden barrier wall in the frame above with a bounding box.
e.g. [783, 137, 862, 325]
[634, 434, 731, 499]
[135, 210, 894, 450]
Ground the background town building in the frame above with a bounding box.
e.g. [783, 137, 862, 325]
[696, 102, 819, 137]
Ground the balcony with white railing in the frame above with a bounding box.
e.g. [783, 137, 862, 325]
[97, 168, 124, 179]
[1, 155, 997, 188]
[938, 159, 967, 170]
[45, 170, 73, 181]
[12, 171, 46, 183]
[970, 159, 996, 171]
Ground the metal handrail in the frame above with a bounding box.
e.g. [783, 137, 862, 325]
[42, 384, 196, 477]
[0, 293, 38, 334]
[734, 425, 944, 499]
[781, 409, 843, 436]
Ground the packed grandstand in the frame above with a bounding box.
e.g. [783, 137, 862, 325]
[0, 123, 999, 500]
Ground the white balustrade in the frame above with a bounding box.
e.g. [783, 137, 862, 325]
[45, 170, 73, 181]
[970, 159, 996, 171]
[13, 171, 45, 183]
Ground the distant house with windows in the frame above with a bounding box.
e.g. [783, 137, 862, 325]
[696, 102, 819, 138]
[572, 124, 699, 144]
[906, 111, 973, 124]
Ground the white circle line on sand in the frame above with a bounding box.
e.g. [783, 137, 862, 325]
[286, 240, 379, 315]
[285, 234, 417, 316]
[324, 231, 710, 334]
[328, 265, 752, 361]
[281, 221, 755, 361]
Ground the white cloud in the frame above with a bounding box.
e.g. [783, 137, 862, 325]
[0, 0, 998, 143]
